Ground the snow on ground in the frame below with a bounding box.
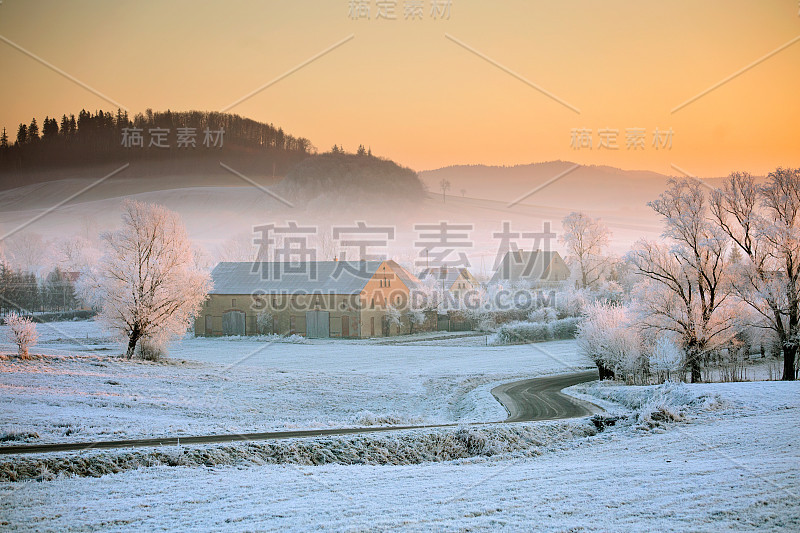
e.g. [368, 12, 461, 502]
[2, 380, 798, 531]
[0, 320, 593, 444]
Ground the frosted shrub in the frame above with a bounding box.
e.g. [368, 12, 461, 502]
[556, 287, 590, 318]
[385, 305, 402, 328]
[137, 338, 167, 361]
[649, 335, 684, 383]
[4, 312, 39, 359]
[551, 317, 581, 339]
[528, 307, 558, 323]
[405, 308, 427, 334]
[491, 317, 580, 345]
[256, 310, 273, 335]
[595, 280, 625, 305]
[492, 321, 551, 345]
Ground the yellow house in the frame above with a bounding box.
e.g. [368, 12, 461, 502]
[195, 260, 419, 338]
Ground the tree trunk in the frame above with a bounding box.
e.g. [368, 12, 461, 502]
[782, 344, 797, 381]
[686, 346, 702, 383]
[126, 327, 140, 359]
[597, 363, 615, 380]
[690, 358, 701, 383]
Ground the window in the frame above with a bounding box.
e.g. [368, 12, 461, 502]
[231, 298, 237, 308]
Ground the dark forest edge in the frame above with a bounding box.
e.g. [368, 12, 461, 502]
[0, 109, 314, 187]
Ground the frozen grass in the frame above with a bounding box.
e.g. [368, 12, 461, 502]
[1, 380, 798, 531]
[0, 420, 598, 482]
[0, 320, 594, 445]
[0, 376, 767, 483]
[572, 380, 728, 428]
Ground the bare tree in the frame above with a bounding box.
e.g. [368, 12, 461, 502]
[628, 179, 733, 382]
[439, 179, 451, 203]
[217, 232, 257, 263]
[82, 201, 211, 358]
[711, 168, 800, 380]
[55, 236, 100, 272]
[559, 212, 612, 289]
[3, 232, 48, 272]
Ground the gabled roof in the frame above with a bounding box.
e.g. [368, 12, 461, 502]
[387, 260, 421, 290]
[209, 260, 418, 295]
[490, 250, 564, 283]
[417, 266, 472, 287]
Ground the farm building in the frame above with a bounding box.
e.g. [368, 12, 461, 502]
[489, 250, 570, 286]
[195, 260, 419, 338]
[417, 267, 480, 294]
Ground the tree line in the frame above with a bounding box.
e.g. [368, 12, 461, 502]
[0, 264, 79, 315]
[559, 167, 799, 382]
[0, 108, 314, 172]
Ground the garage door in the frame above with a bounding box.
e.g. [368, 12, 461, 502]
[222, 310, 246, 336]
[306, 311, 330, 338]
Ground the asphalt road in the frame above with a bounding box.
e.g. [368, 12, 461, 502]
[0, 370, 600, 455]
[490, 369, 601, 422]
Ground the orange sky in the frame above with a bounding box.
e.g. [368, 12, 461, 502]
[1, 0, 798, 177]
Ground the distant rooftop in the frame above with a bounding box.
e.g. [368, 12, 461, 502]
[209, 260, 417, 294]
[490, 250, 564, 283]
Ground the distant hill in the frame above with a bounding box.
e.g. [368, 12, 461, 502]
[419, 161, 732, 214]
[276, 152, 426, 205]
[0, 109, 313, 190]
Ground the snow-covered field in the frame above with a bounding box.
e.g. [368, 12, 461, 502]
[0, 320, 593, 444]
[2, 380, 798, 531]
[1, 320, 798, 531]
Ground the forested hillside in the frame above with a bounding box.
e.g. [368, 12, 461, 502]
[0, 109, 315, 189]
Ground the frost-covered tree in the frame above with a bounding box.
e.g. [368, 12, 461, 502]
[4, 312, 38, 358]
[55, 236, 100, 273]
[649, 334, 684, 383]
[555, 286, 590, 318]
[628, 179, 734, 382]
[711, 168, 800, 380]
[404, 307, 426, 334]
[559, 212, 612, 290]
[386, 304, 403, 330]
[577, 302, 643, 381]
[82, 201, 211, 358]
[411, 274, 446, 313]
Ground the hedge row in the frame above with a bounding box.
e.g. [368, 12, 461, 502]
[491, 317, 581, 345]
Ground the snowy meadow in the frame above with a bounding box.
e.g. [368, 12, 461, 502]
[0, 320, 593, 444]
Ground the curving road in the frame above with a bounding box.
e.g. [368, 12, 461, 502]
[0, 370, 600, 455]
[491, 370, 601, 422]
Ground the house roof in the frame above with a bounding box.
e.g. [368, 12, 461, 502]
[388, 261, 421, 290]
[417, 267, 472, 287]
[209, 260, 418, 295]
[490, 250, 563, 283]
